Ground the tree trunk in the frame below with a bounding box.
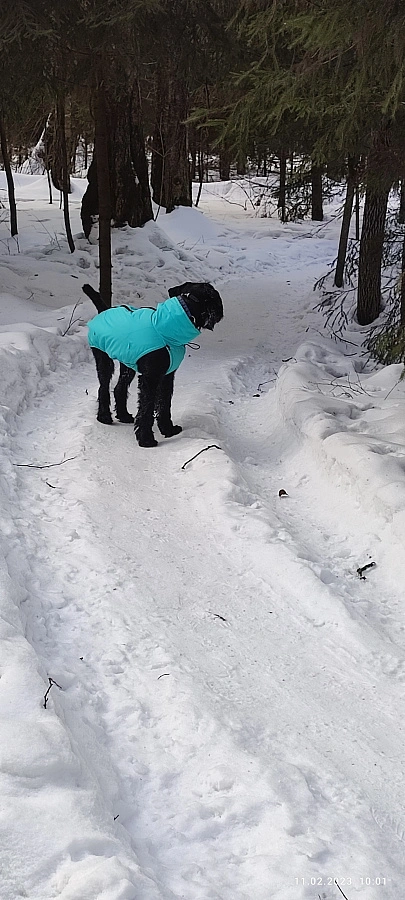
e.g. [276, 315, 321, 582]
[56, 95, 75, 253]
[401, 230, 405, 327]
[0, 111, 18, 236]
[195, 144, 204, 208]
[355, 183, 360, 240]
[219, 147, 231, 180]
[277, 151, 287, 222]
[236, 151, 246, 176]
[95, 71, 112, 307]
[398, 180, 405, 224]
[81, 157, 98, 239]
[110, 80, 153, 228]
[151, 65, 192, 214]
[311, 163, 323, 221]
[357, 186, 389, 325]
[334, 157, 356, 287]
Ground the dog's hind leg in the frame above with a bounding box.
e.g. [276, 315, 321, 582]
[114, 364, 136, 423]
[155, 373, 182, 438]
[135, 348, 171, 447]
[92, 348, 114, 424]
[134, 374, 160, 447]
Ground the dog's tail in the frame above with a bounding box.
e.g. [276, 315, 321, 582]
[82, 283, 108, 314]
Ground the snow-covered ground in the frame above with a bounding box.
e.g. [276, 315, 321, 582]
[1, 172, 405, 900]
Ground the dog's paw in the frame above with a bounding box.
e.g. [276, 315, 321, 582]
[97, 413, 114, 425]
[116, 412, 135, 423]
[163, 425, 182, 438]
[136, 432, 158, 448]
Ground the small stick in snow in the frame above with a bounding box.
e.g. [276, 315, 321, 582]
[15, 455, 78, 469]
[257, 378, 276, 391]
[334, 879, 351, 900]
[157, 673, 171, 679]
[43, 677, 63, 709]
[61, 300, 82, 336]
[212, 613, 227, 622]
[357, 561, 376, 579]
[181, 445, 222, 469]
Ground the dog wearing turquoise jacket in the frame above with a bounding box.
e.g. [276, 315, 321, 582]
[83, 282, 223, 447]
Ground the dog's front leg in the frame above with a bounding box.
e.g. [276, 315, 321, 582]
[155, 373, 182, 438]
[114, 364, 136, 423]
[92, 348, 114, 424]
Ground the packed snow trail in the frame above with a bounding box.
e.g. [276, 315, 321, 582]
[6, 273, 405, 899]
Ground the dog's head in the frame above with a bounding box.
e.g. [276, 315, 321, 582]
[168, 282, 223, 331]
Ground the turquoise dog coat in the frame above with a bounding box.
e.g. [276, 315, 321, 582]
[88, 295, 200, 374]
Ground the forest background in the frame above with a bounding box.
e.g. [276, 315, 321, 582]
[2, 0, 405, 359]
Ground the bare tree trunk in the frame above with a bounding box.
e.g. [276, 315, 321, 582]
[95, 70, 112, 307]
[401, 230, 405, 326]
[357, 186, 389, 325]
[195, 142, 204, 208]
[398, 180, 405, 224]
[151, 64, 192, 213]
[355, 183, 360, 240]
[109, 78, 152, 228]
[0, 110, 18, 236]
[236, 151, 246, 176]
[277, 151, 287, 222]
[334, 157, 357, 287]
[56, 95, 75, 252]
[219, 146, 231, 180]
[311, 163, 323, 221]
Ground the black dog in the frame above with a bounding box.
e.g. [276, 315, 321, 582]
[83, 282, 223, 447]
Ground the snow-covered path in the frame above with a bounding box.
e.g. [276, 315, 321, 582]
[4, 268, 404, 900]
[2, 174, 405, 899]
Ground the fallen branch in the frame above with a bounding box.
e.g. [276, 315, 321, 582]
[334, 879, 350, 900]
[43, 677, 63, 709]
[181, 445, 222, 469]
[357, 561, 376, 579]
[15, 455, 78, 469]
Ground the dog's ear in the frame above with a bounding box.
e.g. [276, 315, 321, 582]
[168, 282, 196, 298]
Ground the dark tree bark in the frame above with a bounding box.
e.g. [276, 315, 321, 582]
[81, 157, 98, 239]
[81, 77, 152, 242]
[236, 151, 246, 177]
[354, 183, 360, 240]
[219, 147, 231, 180]
[334, 157, 357, 287]
[398, 180, 405, 224]
[311, 164, 323, 221]
[56, 95, 75, 252]
[401, 230, 405, 327]
[95, 71, 112, 308]
[0, 111, 18, 236]
[151, 64, 192, 214]
[277, 151, 287, 222]
[111, 82, 152, 228]
[357, 185, 389, 325]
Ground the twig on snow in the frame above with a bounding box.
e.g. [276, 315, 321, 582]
[357, 561, 376, 579]
[181, 445, 222, 469]
[43, 677, 63, 709]
[15, 455, 78, 469]
[334, 879, 351, 900]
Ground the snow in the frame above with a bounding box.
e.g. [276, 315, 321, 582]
[1, 171, 405, 900]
